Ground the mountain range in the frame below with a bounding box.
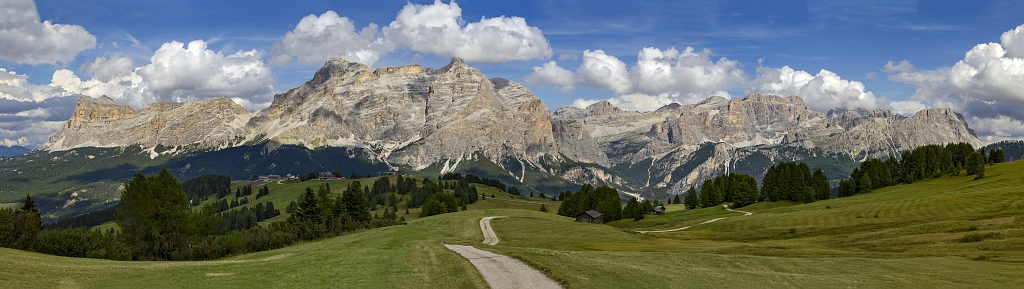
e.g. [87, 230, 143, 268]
[3, 58, 985, 221]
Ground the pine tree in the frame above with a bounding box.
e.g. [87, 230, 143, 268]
[623, 197, 643, 221]
[673, 194, 682, 205]
[966, 152, 985, 176]
[683, 187, 700, 210]
[858, 173, 873, 194]
[341, 181, 370, 223]
[19, 194, 37, 214]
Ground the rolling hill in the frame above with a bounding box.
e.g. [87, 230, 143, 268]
[3, 161, 1024, 288]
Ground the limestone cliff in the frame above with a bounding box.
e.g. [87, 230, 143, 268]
[246, 57, 557, 170]
[41, 96, 252, 152]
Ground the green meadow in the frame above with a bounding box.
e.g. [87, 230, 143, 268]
[5, 162, 1024, 288]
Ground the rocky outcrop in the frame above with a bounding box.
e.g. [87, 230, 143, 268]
[41, 96, 252, 152]
[549, 92, 984, 195]
[246, 57, 557, 170]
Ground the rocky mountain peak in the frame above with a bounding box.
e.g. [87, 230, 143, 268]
[696, 95, 729, 106]
[586, 100, 624, 117]
[741, 92, 805, 106]
[42, 97, 251, 152]
[69, 95, 136, 124]
[310, 58, 371, 86]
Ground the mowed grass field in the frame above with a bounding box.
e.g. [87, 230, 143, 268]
[5, 162, 1024, 288]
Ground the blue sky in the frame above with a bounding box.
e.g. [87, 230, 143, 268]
[3, 0, 1024, 148]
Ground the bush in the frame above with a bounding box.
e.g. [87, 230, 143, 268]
[958, 232, 1005, 243]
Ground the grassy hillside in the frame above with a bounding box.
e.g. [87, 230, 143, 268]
[605, 160, 1024, 261]
[3, 162, 1023, 288]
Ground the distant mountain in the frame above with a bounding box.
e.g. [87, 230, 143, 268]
[0, 146, 30, 157]
[14, 57, 986, 221]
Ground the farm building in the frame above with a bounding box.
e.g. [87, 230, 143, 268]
[575, 210, 603, 223]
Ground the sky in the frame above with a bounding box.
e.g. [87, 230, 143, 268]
[2, 0, 1024, 148]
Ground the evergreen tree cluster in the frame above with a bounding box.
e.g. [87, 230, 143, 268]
[0, 195, 41, 250]
[761, 162, 830, 204]
[622, 197, 663, 221]
[182, 174, 231, 205]
[235, 185, 253, 199]
[440, 173, 508, 192]
[219, 202, 280, 232]
[837, 142, 985, 197]
[556, 184, 622, 222]
[408, 178, 444, 208]
[686, 173, 761, 208]
[420, 193, 461, 217]
[988, 148, 1006, 164]
[2, 169, 403, 262]
[43, 204, 120, 230]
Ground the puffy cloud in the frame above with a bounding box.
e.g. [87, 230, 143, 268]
[523, 61, 578, 93]
[576, 50, 632, 94]
[47, 40, 275, 109]
[531, 47, 748, 112]
[1, 137, 29, 147]
[270, 11, 390, 66]
[0, 68, 72, 102]
[889, 100, 928, 116]
[138, 40, 275, 103]
[536, 46, 891, 115]
[79, 55, 135, 82]
[967, 115, 1024, 143]
[0, 0, 96, 64]
[750, 65, 888, 112]
[1001, 24, 1024, 58]
[631, 47, 745, 96]
[383, 0, 552, 64]
[883, 23, 1024, 141]
[0, 118, 64, 149]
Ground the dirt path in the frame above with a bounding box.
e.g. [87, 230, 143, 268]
[637, 205, 753, 234]
[480, 216, 504, 245]
[444, 245, 562, 289]
[445, 217, 563, 289]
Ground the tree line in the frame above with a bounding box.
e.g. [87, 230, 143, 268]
[0, 169, 403, 261]
[837, 143, 1000, 197]
[556, 184, 623, 222]
[681, 173, 761, 209]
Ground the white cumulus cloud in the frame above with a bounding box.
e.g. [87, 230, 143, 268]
[750, 65, 888, 112]
[47, 40, 276, 110]
[883, 23, 1024, 141]
[383, 0, 552, 64]
[271, 11, 390, 66]
[0, 0, 96, 64]
[138, 40, 275, 103]
[523, 61, 577, 93]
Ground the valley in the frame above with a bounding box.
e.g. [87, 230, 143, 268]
[3, 161, 1024, 288]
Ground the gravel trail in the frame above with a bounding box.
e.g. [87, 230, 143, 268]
[637, 205, 754, 234]
[444, 217, 562, 289]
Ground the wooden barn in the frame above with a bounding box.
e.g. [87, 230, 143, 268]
[575, 210, 603, 223]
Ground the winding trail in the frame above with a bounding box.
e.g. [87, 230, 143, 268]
[445, 217, 562, 289]
[480, 216, 504, 245]
[637, 205, 753, 234]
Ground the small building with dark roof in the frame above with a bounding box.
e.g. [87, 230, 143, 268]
[575, 210, 603, 223]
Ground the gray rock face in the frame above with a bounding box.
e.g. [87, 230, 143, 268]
[549, 92, 984, 195]
[39, 59, 985, 198]
[42, 96, 252, 153]
[246, 57, 557, 170]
